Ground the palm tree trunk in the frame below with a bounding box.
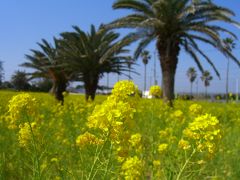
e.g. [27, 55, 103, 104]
[161, 65, 177, 106]
[157, 40, 180, 106]
[53, 81, 67, 105]
[205, 86, 208, 99]
[128, 68, 131, 80]
[190, 82, 193, 98]
[84, 76, 99, 101]
[144, 64, 147, 92]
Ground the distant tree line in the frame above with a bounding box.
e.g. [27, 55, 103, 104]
[0, 62, 52, 92]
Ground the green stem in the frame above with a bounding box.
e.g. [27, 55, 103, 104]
[176, 149, 196, 180]
[87, 136, 109, 180]
[26, 117, 41, 180]
[103, 142, 113, 179]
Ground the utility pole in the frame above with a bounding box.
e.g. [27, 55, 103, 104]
[226, 56, 230, 102]
[223, 37, 235, 103]
[153, 50, 158, 85]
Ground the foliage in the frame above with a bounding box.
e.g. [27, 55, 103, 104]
[141, 50, 151, 65]
[187, 67, 197, 83]
[22, 39, 73, 103]
[31, 78, 53, 92]
[201, 70, 213, 87]
[11, 70, 30, 91]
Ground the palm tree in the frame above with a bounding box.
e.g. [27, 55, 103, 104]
[223, 38, 235, 102]
[60, 25, 130, 101]
[106, 0, 240, 106]
[201, 70, 213, 98]
[141, 50, 151, 92]
[22, 39, 73, 104]
[187, 67, 197, 97]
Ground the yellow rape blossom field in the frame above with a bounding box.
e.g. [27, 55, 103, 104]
[0, 81, 240, 179]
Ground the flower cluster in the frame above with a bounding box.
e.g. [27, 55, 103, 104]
[111, 80, 138, 101]
[182, 114, 221, 154]
[6, 93, 41, 149]
[87, 100, 135, 137]
[189, 104, 203, 115]
[129, 133, 141, 147]
[158, 143, 168, 153]
[86, 81, 139, 143]
[121, 156, 142, 179]
[18, 122, 38, 148]
[149, 85, 162, 98]
[178, 139, 191, 150]
[8, 93, 38, 127]
[76, 131, 104, 147]
[171, 110, 184, 123]
[76, 81, 143, 178]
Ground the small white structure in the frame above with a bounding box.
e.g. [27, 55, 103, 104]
[142, 91, 153, 99]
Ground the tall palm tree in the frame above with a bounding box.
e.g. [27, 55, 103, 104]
[187, 67, 197, 97]
[106, 0, 240, 106]
[223, 38, 235, 103]
[60, 25, 130, 101]
[22, 39, 73, 104]
[141, 50, 151, 92]
[201, 70, 213, 98]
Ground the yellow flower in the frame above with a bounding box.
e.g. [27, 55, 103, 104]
[111, 80, 139, 100]
[197, 160, 206, 165]
[76, 132, 104, 147]
[153, 160, 161, 167]
[51, 158, 59, 163]
[18, 122, 38, 148]
[129, 133, 142, 147]
[183, 114, 221, 154]
[159, 128, 173, 139]
[178, 139, 191, 150]
[8, 93, 37, 120]
[121, 156, 142, 179]
[174, 110, 183, 118]
[87, 82, 138, 144]
[149, 85, 162, 98]
[40, 161, 48, 172]
[189, 104, 203, 115]
[158, 143, 168, 153]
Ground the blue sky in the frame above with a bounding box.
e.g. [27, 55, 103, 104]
[0, 0, 240, 93]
